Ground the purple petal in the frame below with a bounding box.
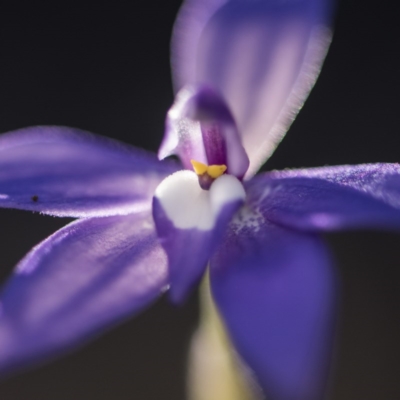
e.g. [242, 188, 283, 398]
[0, 211, 168, 375]
[0, 126, 178, 217]
[172, 0, 333, 176]
[210, 213, 337, 400]
[159, 85, 249, 179]
[247, 163, 400, 232]
[153, 171, 245, 303]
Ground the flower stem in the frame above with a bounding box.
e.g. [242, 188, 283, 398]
[187, 274, 261, 400]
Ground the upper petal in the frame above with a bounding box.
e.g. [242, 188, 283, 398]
[247, 163, 400, 232]
[171, 0, 333, 176]
[210, 210, 337, 400]
[0, 211, 168, 375]
[0, 126, 178, 217]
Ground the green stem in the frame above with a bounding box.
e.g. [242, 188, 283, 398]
[187, 275, 261, 400]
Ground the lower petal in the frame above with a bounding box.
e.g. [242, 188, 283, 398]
[0, 211, 168, 375]
[210, 210, 337, 400]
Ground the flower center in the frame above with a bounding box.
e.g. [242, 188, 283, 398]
[190, 159, 228, 190]
[158, 85, 250, 181]
[154, 170, 246, 231]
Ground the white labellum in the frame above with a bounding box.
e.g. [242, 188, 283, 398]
[154, 170, 246, 230]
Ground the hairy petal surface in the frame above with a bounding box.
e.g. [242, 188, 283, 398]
[210, 209, 337, 400]
[172, 0, 333, 176]
[0, 126, 178, 217]
[0, 211, 168, 375]
[153, 171, 245, 303]
[247, 163, 400, 232]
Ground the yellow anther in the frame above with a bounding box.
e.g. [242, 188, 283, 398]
[207, 164, 227, 179]
[191, 159, 227, 179]
[191, 160, 208, 175]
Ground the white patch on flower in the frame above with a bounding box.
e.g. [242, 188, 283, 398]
[155, 171, 245, 230]
[230, 205, 265, 234]
[0, 194, 8, 199]
[256, 186, 272, 204]
[138, 218, 155, 231]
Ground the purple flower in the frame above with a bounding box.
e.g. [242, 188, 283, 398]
[0, 0, 398, 399]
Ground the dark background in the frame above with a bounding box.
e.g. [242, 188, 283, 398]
[0, 0, 399, 399]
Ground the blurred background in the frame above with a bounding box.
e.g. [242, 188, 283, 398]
[0, 0, 399, 399]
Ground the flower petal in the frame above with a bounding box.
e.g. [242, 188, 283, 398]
[247, 163, 400, 232]
[172, 0, 333, 176]
[0, 211, 168, 375]
[0, 126, 178, 217]
[159, 85, 249, 179]
[153, 171, 245, 303]
[210, 211, 337, 400]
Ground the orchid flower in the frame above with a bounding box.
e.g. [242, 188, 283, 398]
[1, 0, 400, 399]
